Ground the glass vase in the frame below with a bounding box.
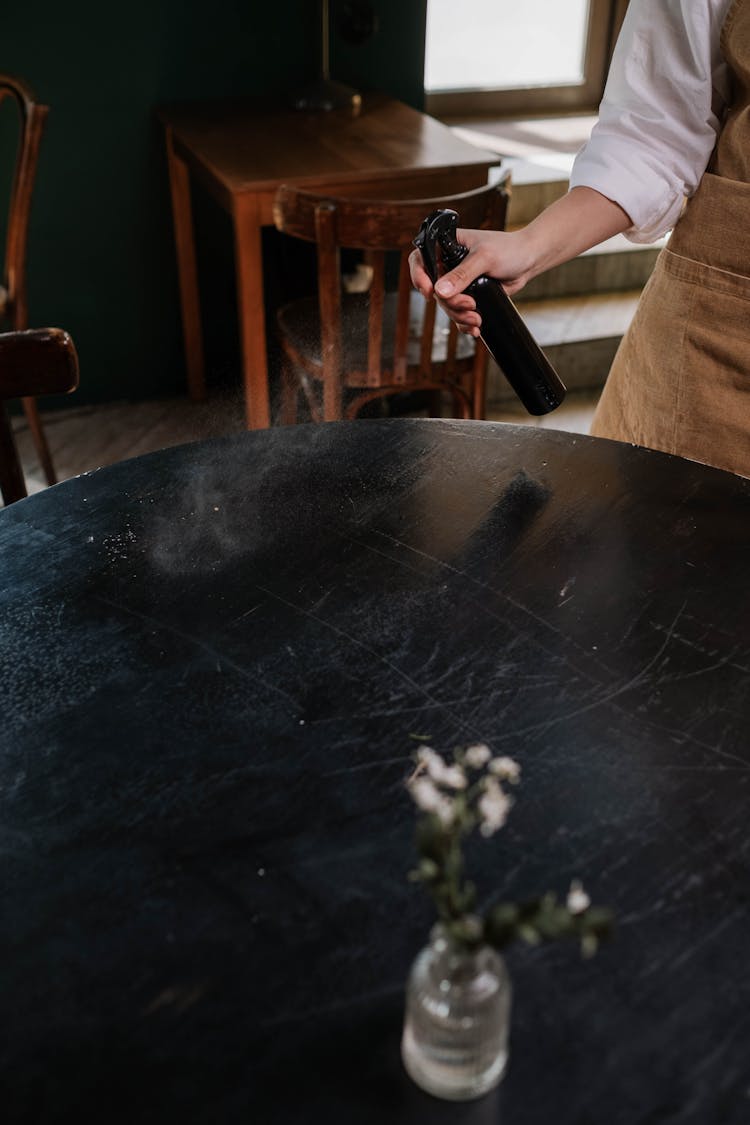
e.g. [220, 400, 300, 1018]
[401, 924, 511, 1101]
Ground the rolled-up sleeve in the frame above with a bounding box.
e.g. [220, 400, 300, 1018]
[570, 0, 731, 243]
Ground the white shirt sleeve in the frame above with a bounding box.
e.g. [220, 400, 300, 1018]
[569, 0, 733, 243]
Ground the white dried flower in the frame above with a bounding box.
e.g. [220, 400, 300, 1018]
[409, 776, 457, 827]
[439, 764, 467, 790]
[417, 746, 442, 774]
[478, 778, 513, 837]
[566, 879, 591, 915]
[433, 796, 457, 828]
[418, 747, 466, 789]
[409, 777, 442, 813]
[464, 743, 491, 769]
[488, 756, 521, 784]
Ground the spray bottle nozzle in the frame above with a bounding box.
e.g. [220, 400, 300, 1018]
[413, 209, 468, 284]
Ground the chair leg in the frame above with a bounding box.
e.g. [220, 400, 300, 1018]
[322, 376, 343, 422]
[0, 403, 28, 505]
[21, 396, 56, 484]
[279, 357, 299, 425]
[470, 350, 489, 420]
[450, 388, 472, 420]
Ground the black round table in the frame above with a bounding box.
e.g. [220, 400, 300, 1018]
[3, 418, 750, 1124]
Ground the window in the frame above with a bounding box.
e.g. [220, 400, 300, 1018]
[424, 0, 628, 117]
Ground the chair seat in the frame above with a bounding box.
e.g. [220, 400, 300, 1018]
[277, 289, 477, 383]
[0, 328, 78, 505]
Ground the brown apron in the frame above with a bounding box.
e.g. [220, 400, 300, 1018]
[590, 0, 750, 477]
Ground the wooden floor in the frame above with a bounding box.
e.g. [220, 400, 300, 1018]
[11, 389, 599, 501]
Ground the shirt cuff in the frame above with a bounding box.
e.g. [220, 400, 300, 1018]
[569, 146, 687, 244]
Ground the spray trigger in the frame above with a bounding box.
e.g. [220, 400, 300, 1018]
[413, 209, 468, 285]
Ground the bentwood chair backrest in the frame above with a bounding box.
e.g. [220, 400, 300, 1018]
[0, 74, 58, 489]
[272, 178, 510, 423]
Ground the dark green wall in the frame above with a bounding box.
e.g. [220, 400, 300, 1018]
[333, 0, 427, 110]
[1, 0, 427, 405]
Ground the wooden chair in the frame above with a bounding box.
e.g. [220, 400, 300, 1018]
[272, 179, 509, 423]
[0, 74, 57, 487]
[0, 328, 79, 505]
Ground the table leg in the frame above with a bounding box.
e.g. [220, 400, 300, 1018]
[234, 193, 271, 430]
[165, 127, 206, 402]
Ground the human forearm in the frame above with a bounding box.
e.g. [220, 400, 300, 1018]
[514, 187, 633, 286]
[432, 187, 632, 300]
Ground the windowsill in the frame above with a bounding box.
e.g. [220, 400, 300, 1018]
[448, 112, 596, 165]
[441, 114, 598, 226]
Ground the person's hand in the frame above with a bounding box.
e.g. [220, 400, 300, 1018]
[408, 187, 633, 337]
[408, 228, 537, 337]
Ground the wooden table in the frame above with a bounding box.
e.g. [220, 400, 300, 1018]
[4, 419, 750, 1122]
[159, 94, 499, 429]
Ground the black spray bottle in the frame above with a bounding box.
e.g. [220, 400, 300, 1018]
[414, 209, 566, 416]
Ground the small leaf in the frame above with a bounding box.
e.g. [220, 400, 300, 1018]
[583, 907, 615, 935]
[418, 858, 440, 881]
[484, 902, 520, 950]
[535, 905, 575, 940]
[581, 933, 599, 959]
[489, 903, 520, 926]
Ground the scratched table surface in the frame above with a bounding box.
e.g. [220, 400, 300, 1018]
[2, 418, 750, 1124]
